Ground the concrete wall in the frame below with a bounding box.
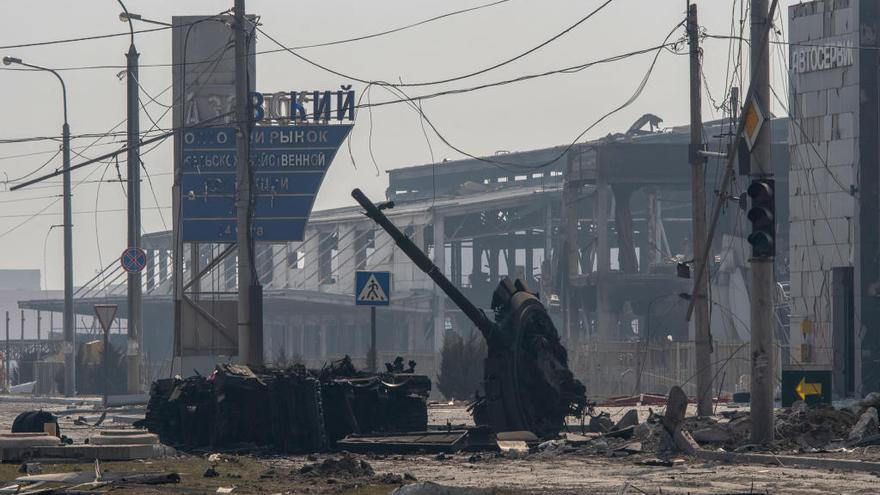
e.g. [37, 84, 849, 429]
[788, 0, 859, 367]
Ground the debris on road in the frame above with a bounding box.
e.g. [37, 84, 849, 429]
[392, 481, 496, 495]
[848, 406, 878, 442]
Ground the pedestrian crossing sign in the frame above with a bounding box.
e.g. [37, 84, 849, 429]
[355, 271, 391, 306]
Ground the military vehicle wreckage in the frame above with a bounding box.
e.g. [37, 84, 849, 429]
[138, 190, 587, 452]
[351, 188, 588, 439]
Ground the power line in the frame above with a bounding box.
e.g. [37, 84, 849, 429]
[0, 140, 125, 162]
[4, 37, 232, 191]
[0, 41, 678, 148]
[0, 205, 169, 219]
[0, 1, 512, 72]
[357, 42, 679, 111]
[276, 0, 513, 51]
[0, 12, 232, 51]
[363, 20, 686, 171]
[255, 0, 618, 88]
[0, 25, 170, 50]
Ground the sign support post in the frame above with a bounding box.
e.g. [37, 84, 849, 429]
[93, 304, 118, 409]
[233, 0, 260, 366]
[356, 271, 390, 372]
[120, 246, 147, 389]
[370, 307, 377, 372]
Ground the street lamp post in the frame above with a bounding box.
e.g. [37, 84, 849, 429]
[117, 6, 172, 393]
[3, 56, 75, 396]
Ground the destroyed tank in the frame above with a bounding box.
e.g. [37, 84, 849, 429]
[351, 189, 588, 439]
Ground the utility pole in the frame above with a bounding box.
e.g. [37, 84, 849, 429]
[61, 89, 75, 398]
[4, 312, 8, 391]
[749, 0, 775, 444]
[234, 0, 262, 365]
[120, 3, 143, 394]
[687, 3, 712, 417]
[36, 311, 41, 364]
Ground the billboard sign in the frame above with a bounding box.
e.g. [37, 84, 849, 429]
[181, 124, 352, 242]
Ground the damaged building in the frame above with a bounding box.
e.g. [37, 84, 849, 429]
[19, 114, 792, 400]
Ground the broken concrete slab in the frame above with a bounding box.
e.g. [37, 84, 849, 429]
[848, 407, 878, 442]
[859, 392, 880, 409]
[692, 427, 731, 444]
[88, 429, 159, 446]
[589, 413, 614, 433]
[672, 427, 699, 455]
[496, 440, 529, 456]
[564, 432, 600, 446]
[337, 430, 468, 454]
[614, 409, 639, 431]
[604, 426, 635, 440]
[661, 386, 688, 434]
[16, 470, 179, 485]
[615, 442, 642, 455]
[495, 431, 538, 442]
[0, 443, 175, 462]
[694, 448, 880, 475]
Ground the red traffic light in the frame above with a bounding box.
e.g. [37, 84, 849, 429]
[747, 180, 774, 201]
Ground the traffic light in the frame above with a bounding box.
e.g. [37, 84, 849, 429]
[746, 179, 775, 258]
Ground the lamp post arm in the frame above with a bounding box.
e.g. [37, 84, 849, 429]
[16, 61, 67, 125]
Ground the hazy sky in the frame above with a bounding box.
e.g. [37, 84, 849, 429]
[0, 0, 791, 289]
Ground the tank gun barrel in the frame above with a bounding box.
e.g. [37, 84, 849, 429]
[351, 188, 496, 338]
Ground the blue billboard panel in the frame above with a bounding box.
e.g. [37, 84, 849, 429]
[181, 218, 310, 243]
[180, 124, 352, 243]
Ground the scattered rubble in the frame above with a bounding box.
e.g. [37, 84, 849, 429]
[392, 481, 497, 495]
[298, 452, 375, 478]
[848, 406, 878, 442]
[613, 409, 639, 431]
[588, 412, 614, 433]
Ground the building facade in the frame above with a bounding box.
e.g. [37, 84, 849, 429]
[788, 0, 880, 395]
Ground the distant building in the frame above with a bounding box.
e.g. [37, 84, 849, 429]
[0, 269, 39, 291]
[788, 0, 880, 396]
[0, 269, 62, 340]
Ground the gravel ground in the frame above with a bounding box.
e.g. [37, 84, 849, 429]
[0, 397, 878, 494]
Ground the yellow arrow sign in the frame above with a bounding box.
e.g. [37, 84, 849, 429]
[795, 377, 822, 401]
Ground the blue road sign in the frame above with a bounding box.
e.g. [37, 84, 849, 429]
[120, 247, 147, 273]
[180, 124, 353, 242]
[355, 271, 390, 306]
